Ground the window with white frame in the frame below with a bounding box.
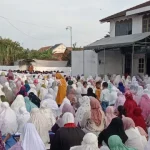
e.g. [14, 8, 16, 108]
[115, 19, 132, 36]
[143, 14, 150, 32]
[138, 58, 144, 73]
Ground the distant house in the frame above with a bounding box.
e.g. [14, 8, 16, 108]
[38, 46, 52, 52]
[51, 43, 66, 54]
[39, 44, 74, 60]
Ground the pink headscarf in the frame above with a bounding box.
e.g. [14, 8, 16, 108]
[90, 97, 102, 126]
[139, 94, 150, 120]
[122, 117, 135, 130]
[7, 70, 14, 80]
[15, 78, 23, 95]
[34, 79, 38, 86]
[105, 106, 117, 127]
[88, 79, 95, 86]
[114, 92, 126, 110]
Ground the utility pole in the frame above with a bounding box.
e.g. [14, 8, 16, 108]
[66, 26, 72, 47]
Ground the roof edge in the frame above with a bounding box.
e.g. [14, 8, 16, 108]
[100, 1, 150, 23]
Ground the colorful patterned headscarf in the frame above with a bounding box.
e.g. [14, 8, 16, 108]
[0, 131, 5, 150]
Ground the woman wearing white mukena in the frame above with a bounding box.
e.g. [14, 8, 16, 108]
[0, 102, 18, 150]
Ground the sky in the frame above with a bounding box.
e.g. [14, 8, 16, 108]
[0, 0, 148, 49]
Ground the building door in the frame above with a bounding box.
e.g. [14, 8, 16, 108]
[125, 54, 131, 75]
[146, 54, 150, 75]
[138, 58, 145, 75]
[133, 54, 145, 75]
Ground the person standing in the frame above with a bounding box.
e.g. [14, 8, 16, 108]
[100, 82, 110, 112]
[55, 73, 67, 106]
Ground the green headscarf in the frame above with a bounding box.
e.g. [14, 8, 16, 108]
[68, 80, 73, 86]
[0, 95, 8, 102]
[1, 72, 5, 76]
[24, 97, 37, 112]
[41, 84, 46, 88]
[108, 135, 136, 150]
[25, 80, 28, 84]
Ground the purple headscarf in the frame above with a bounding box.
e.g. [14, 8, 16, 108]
[62, 103, 75, 116]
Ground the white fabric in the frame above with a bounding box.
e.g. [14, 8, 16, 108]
[137, 86, 144, 96]
[9, 80, 16, 93]
[0, 87, 5, 96]
[17, 107, 30, 133]
[29, 108, 49, 144]
[43, 94, 58, 117]
[134, 127, 147, 148]
[11, 95, 26, 114]
[125, 128, 144, 150]
[0, 102, 18, 135]
[48, 88, 56, 100]
[40, 101, 56, 130]
[104, 75, 109, 82]
[100, 89, 110, 102]
[125, 76, 131, 86]
[81, 87, 88, 94]
[130, 85, 138, 94]
[109, 86, 118, 105]
[4, 82, 12, 91]
[135, 86, 144, 104]
[62, 112, 74, 125]
[39, 87, 48, 100]
[144, 127, 150, 150]
[144, 75, 149, 84]
[29, 83, 36, 89]
[75, 96, 90, 125]
[21, 123, 46, 150]
[36, 83, 41, 93]
[113, 75, 121, 87]
[121, 76, 126, 85]
[146, 84, 150, 91]
[48, 78, 54, 88]
[70, 133, 100, 150]
[95, 76, 102, 82]
[100, 146, 110, 150]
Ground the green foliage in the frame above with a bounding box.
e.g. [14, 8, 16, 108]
[0, 37, 54, 65]
[0, 37, 25, 65]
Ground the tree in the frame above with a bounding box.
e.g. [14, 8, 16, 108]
[0, 38, 25, 65]
[62, 44, 83, 67]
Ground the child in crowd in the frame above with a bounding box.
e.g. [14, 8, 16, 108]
[95, 81, 101, 100]
[81, 81, 88, 96]
[100, 82, 110, 112]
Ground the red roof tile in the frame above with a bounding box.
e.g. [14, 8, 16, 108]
[38, 46, 52, 52]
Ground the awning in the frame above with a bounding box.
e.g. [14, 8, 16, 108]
[84, 32, 150, 50]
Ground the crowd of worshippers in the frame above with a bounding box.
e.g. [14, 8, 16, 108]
[1, 71, 150, 150]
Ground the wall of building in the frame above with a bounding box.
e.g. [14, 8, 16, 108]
[15, 60, 68, 67]
[109, 15, 143, 37]
[71, 51, 84, 76]
[71, 50, 98, 76]
[52, 44, 66, 54]
[0, 67, 71, 75]
[97, 50, 123, 75]
[132, 15, 143, 34]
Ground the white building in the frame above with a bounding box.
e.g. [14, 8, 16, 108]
[83, 1, 150, 76]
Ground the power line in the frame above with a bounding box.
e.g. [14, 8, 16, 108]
[0, 15, 57, 29]
[0, 16, 53, 40]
